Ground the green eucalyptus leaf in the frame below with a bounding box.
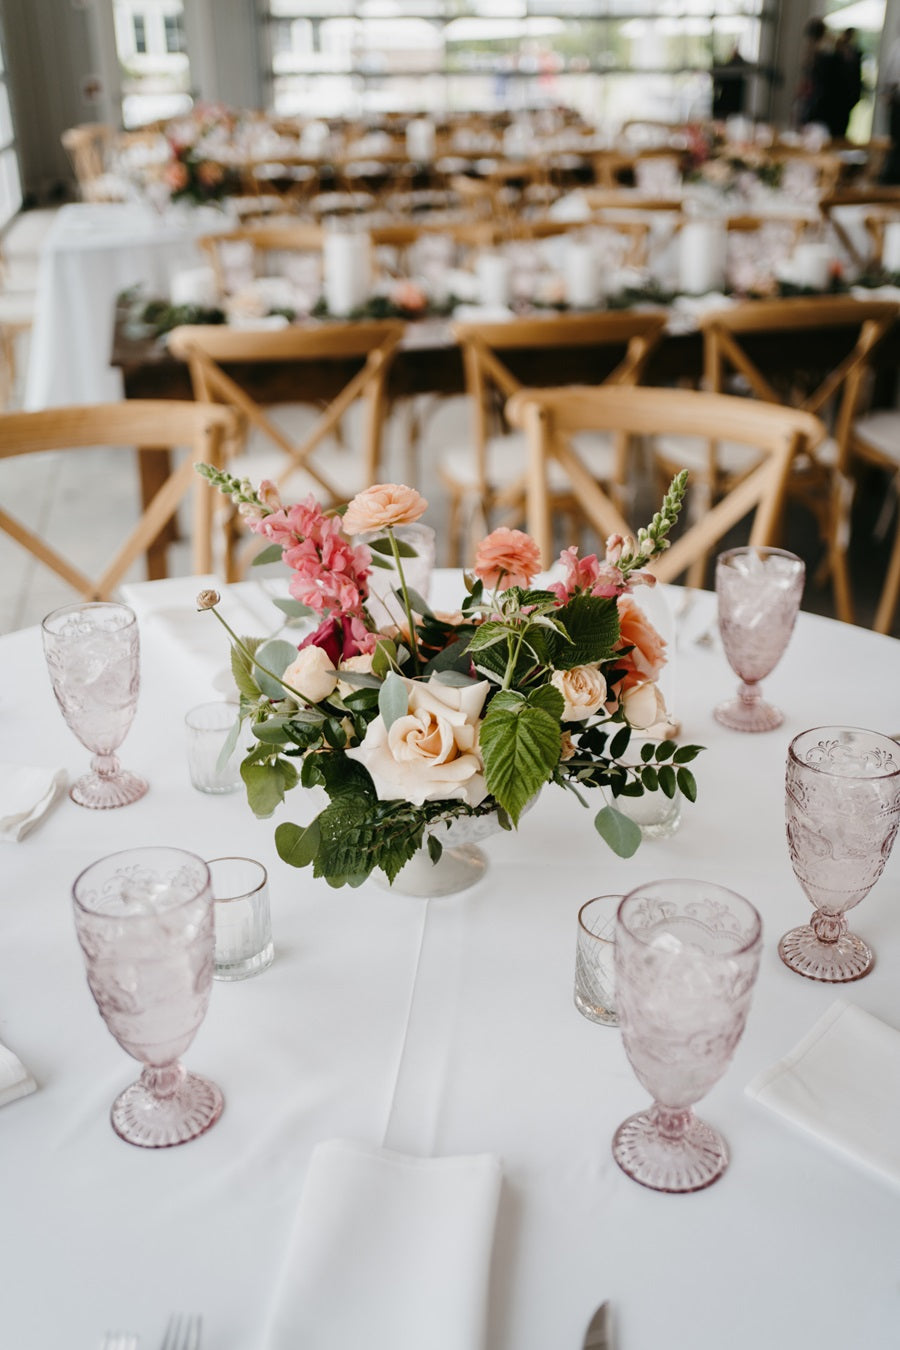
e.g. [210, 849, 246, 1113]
[251, 543, 284, 567]
[231, 637, 263, 701]
[275, 818, 321, 868]
[378, 672, 409, 730]
[433, 669, 481, 687]
[396, 586, 434, 617]
[593, 805, 642, 858]
[255, 639, 302, 700]
[215, 711, 242, 773]
[272, 597, 314, 622]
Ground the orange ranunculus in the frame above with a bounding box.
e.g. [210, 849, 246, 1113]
[473, 527, 542, 590]
[342, 484, 428, 536]
[615, 595, 667, 691]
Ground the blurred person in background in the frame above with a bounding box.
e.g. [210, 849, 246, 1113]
[879, 33, 900, 183]
[796, 17, 844, 136]
[834, 28, 863, 137]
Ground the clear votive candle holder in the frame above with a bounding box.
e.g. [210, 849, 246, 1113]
[574, 894, 622, 1026]
[185, 702, 243, 794]
[208, 856, 274, 981]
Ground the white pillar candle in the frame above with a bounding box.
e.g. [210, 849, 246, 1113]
[563, 238, 602, 309]
[406, 119, 436, 162]
[475, 252, 512, 308]
[679, 221, 726, 295]
[792, 241, 831, 290]
[323, 231, 372, 316]
[170, 266, 219, 308]
[882, 222, 900, 274]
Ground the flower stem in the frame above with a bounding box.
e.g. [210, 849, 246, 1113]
[207, 606, 316, 708]
[387, 526, 421, 674]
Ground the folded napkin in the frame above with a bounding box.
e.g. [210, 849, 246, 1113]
[0, 763, 67, 841]
[0, 1040, 37, 1106]
[263, 1140, 503, 1350]
[746, 1000, 900, 1189]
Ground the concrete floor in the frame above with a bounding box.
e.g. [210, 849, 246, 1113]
[2, 205, 899, 638]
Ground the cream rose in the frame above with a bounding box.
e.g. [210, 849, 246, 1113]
[621, 679, 667, 731]
[551, 665, 608, 723]
[346, 675, 489, 807]
[282, 646, 338, 703]
[337, 652, 375, 698]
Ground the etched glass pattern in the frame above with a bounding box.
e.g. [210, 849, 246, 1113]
[715, 546, 805, 733]
[72, 847, 224, 1147]
[612, 879, 762, 1193]
[780, 726, 900, 982]
[42, 602, 148, 808]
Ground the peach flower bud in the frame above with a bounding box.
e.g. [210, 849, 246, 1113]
[258, 480, 282, 511]
[473, 527, 542, 590]
[196, 589, 220, 610]
[342, 484, 428, 536]
[560, 731, 576, 761]
[282, 646, 338, 704]
[551, 665, 608, 723]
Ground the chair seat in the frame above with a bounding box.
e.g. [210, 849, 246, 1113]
[853, 410, 900, 465]
[438, 429, 617, 494]
[0, 293, 35, 327]
[653, 432, 763, 478]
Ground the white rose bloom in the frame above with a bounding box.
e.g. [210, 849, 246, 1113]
[551, 665, 607, 723]
[346, 675, 490, 807]
[621, 679, 667, 731]
[282, 646, 338, 703]
[337, 652, 376, 697]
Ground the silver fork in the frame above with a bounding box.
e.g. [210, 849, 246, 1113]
[160, 1314, 202, 1350]
[100, 1336, 138, 1350]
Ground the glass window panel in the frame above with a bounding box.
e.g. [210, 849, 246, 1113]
[0, 146, 22, 228]
[0, 84, 12, 148]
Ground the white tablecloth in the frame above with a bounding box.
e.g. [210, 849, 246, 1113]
[24, 202, 227, 410]
[1, 575, 899, 1350]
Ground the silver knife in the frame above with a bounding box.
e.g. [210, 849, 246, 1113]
[582, 1300, 612, 1350]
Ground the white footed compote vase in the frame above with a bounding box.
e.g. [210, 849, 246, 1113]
[42, 602, 147, 808]
[377, 807, 505, 898]
[715, 547, 805, 733]
[780, 727, 900, 982]
[613, 879, 762, 1193]
[72, 847, 224, 1148]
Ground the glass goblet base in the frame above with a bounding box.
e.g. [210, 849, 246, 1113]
[714, 694, 783, 733]
[778, 925, 873, 982]
[70, 767, 148, 810]
[612, 1106, 729, 1193]
[111, 1067, 224, 1148]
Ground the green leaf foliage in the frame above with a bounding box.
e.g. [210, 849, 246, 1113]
[369, 536, 418, 557]
[255, 639, 302, 700]
[594, 805, 642, 858]
[241, 756, 298, 818]
[275, 818, 321, 868]
[552, 594, 620, 669]
[676, 767, 697, 802]
[231, 637, 263, 701]
[379, 672, 409, 730]
[479, 693, 561, 824]
[271, 597, 314, 623]
[251, 543, 284, 567]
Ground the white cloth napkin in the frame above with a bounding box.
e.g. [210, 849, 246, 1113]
[0, 1041, 37, 1106]
[263, 1139, 503, 1350]
[746, 1000, 900, 1189]
[0, 763, 67, 841]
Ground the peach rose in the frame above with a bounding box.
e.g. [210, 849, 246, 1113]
[551, 665, 608, 723]
[197, 160, 224, 187]
[473, 528, 542, 590]
[346, 676, 489, 807]
[164, 161, 189, 190]
[616, 596, 667, 691]
[282, 646, 338, 704]
[342, 484, 428, 536]
[620, 680, 667, 731]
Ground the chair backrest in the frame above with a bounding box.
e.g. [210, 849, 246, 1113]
[0, 401, 236, 600]
[60, 124, 113, 189]
[167, 320, 405, 500]
[451, 310, 668, 499]
[699, 296, 898, 479]
[505, 385, 825, 573]
[197, 224, 326, 296]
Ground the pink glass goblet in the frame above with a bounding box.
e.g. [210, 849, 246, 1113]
[780, 726, 900, 982]
[714, 546, 805, 733]
[42, 602, 148, 809]
[612, 879, 762, 1193]
[72, 847, 224, 1148]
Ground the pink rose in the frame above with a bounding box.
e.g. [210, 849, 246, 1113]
[614, 596, 667, 692]
[473, 527, 542, 590]
[549, 545, 624, 602]
[298, 614, 371, 666]
[342, 484, 428, 536]
[164, 162, 189, 190]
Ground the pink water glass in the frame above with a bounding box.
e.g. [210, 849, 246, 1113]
[715, 546, 805, 733]
[780, 726, 900, 982]
[612, 879, 762, 1193]
[42, 601, 148, 808]
[72, 847, 224, 1148]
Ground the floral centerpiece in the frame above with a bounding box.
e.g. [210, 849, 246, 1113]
[161, 109, 241, 207]
[196, 468, 701, 890]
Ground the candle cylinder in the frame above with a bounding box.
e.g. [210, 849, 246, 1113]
[792, 241, 831, 290]
[323, 230, 372, 316]
[406, 119, 436, 162]
[564, 238, 602, 309]
[882, 222, 900, 274]
[679, 221, 726, 295]
[475, 252, 512, 308]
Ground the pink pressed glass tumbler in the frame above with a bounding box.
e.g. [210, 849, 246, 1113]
[715, 546, 805, 733]
[72, 847, 224, 1148]
[612, 879, 762, 1193]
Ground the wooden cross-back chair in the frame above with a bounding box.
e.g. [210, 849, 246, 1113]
[0, 401, 237, 599]
[505, 385, 825, 576]
[440, 310, 667, 564]
[60, 124, 116, 200]
[197, 225, 327, 299]
[651, 296, 899, 610]
[819, 186, 900, 266]
[167, 321, 404, 576]
[498, 216, 651, 268]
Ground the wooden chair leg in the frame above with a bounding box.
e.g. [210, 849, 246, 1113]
[874, 513, 900, 635]
[445, 490, 462, 567]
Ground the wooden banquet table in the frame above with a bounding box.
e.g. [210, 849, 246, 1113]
[1, 573, 899, 1350]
